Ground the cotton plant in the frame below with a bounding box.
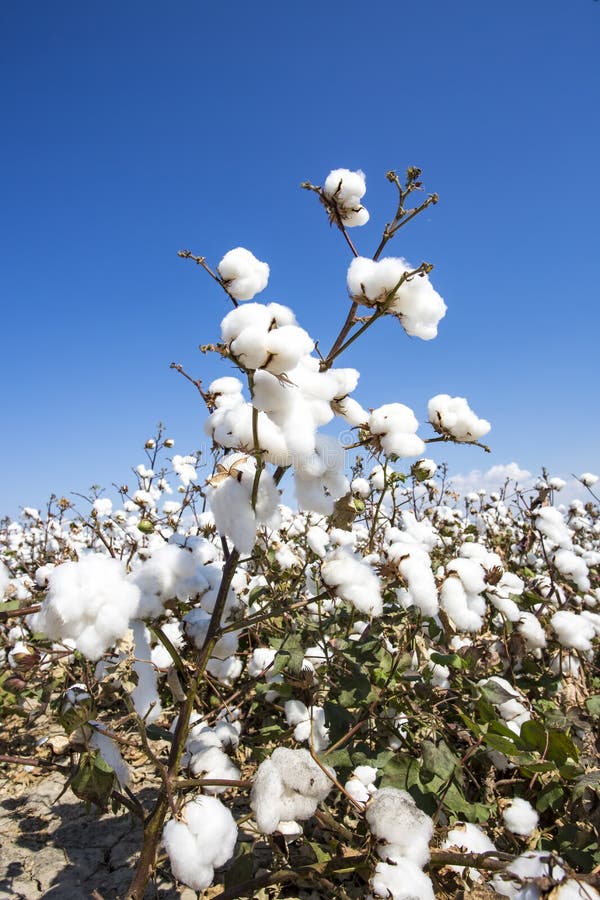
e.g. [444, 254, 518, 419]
[0, 163, 598, 900]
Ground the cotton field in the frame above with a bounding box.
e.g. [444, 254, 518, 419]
[1, 167, 599, 900]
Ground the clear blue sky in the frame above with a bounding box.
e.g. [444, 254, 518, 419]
[1, 0, 599, 517]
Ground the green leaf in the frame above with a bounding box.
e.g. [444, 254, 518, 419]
[429, 651, 469, 670]
[518, 720, 547, 752]
[585, 695, 600, 718]
[547, 731, 578, 766]
[322, 748, 353, 770]
[536, 783, 564, 813]
[421, 740, 461, 784]
[70, 750, 116, 810]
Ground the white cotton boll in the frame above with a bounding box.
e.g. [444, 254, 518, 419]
[89, 727, 131, 788]
[251, 748, 335, 835]
[428, 394, 491, 442]
[369, 403, 425, 459]
[209, 375, 244, 400]
[130, 543, 202, 618]
[131, 620, 162, 724]
[370, 860, 435, 900]
[441, 576, 484, 632]
[579, 472, 598, 487]
[263, 325, 314, 375]
[553, 882, 600, 899]
[189, 746, 240, 792]
[206, 656, 243, 684]
[517, 612, 547, 650]
[324, 168, 367, 206]
[162, 820, 213, 891]
[347, 256, 407, 304]
[333, 395, 369, 427]
[503, 798, 539, 837]
[285, 699, 309, 727]
[426, 657, 450, 689]
[551, 610, 595, 652]
[351, 477, 371, 498]
[220, 302, 274, 342]
[493, 851, 566, 900]
[443, 822, 496, 881]
[33, 556, 141, 661]
[151, 620, 184, 670]
[217, 247, 269, 301]
[323, 168, 369, 227]
[92, 498, 113, 517]
[535, 507, 572, 547]
[388, 271, 447, 340]
[172, 454, 197, 487]
[413, 458, 437, 479]
[230, 325, 270, 370]
[321, 549, 383, 617]
[345, 777, 370, 805]
[388, 543, 439, 616]
[247, 646, 277, 678]
[163, 796, 238, 890]
[366, 788, 433, 864]
[447, 557, 487, 595]
[549, 477, 566, 490]
[307, 525, 329, 558]
[553, 548, 590, 592]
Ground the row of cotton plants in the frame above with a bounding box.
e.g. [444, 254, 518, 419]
[1, 167, 599, 900]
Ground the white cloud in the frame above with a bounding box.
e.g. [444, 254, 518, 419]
[449, 462, 533, 496]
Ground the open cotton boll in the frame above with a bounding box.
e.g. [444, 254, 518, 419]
[370, 859, 435, 900]
[251, 747, 335, 835]
[387, 543, 439, 616]
[92, 497, 113, 517]
[284, 700, 330, 751]
[263, 325, 314, 374]
[171, 454, 197, 487]
[217, 247, 269, 301]
[535, 507, 572, 547]
[0, 561, 11, 595]
[131, 620, 162, 724]
[129, 543, 204, 618]
[517, 612, 547, 650]
[493, 851, 565, 899]
[321, 548, 383, 617]
[230, 325, 270, 369]
[440, 575, 485, 632]
[220, 302, 274, 342]
[443, 822, 496, 881]
[428, 394, 491, 442]
[162, 795, 237, 891]
[552, 882, 600, 900]
[579, 472, 598, 487]
[503, 798, 539, 837]
[551, 610, 596, 652]
[307, 525, 329, 558]
[347, 256, 407, 304]
[33, 555, 141, 661]
[188, 745, 240, 793]
[368, 403, 426, 459]
[553, 548, 590, 592]
[323, 168, 369, 226]
[366, 788, 433, 868]
[294, 435, 349, 515]
[388, 271, 447, 340]
[334, 395, 369, 426]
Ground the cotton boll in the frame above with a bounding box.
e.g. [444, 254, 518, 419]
[428, 394, 491, 442]
[553, 548, 590, 592]
[307, 525, 329, 558]
[263, 325, 314, 375]
[162, 796, 238, 891]
[33, 556, 141, 661]
[220, 302, 274, 342]
[503, 798, 539, 837]
[217, 247, 269, 301]
[493, 851, 565, 899]
[345, 777, 371, 805]
[351, 477, 371, 498]
[387, 543, 438, 616]
[535, 507, 572, 548]
[321, 548, 383, 617]
[251, 748, 335, 835]
[517, 612, 547, 650]
[579, 472, 598, 487]
[230, 325, 270, 370]
[443, 822, 496, 881]
[131, 620, 162, 724]
[347, 256, 407, 305]
[369, 403, 425, 460]
[323, 168, 369, 226]
[189, 745, 240, 793]
[370, 859, 435, 900]
[334, 395, 369, 426]
[553, 882, 600, 899]
[366, 787, 433, 865]
[388, 271, 447, 340]
[551, 610, 595, 652]
[92, 497, 113, 517]
[172, 454, 198, 487]
[440, 576, 484, 632]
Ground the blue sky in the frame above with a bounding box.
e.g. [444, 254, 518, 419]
[1, 0, 599, 517]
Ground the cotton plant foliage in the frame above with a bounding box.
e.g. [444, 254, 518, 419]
[1, 165, 599, 900]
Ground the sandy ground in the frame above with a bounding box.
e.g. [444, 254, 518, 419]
[0, 770, 194, 900]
